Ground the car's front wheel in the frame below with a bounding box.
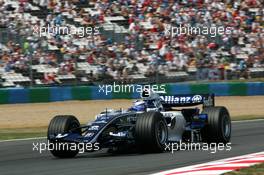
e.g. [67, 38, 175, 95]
[135, 112, 168, 153]
[47, 115, 81, 158]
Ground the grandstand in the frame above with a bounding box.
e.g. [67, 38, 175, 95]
[0, 0, 263, 87]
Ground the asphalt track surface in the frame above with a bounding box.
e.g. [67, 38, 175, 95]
[0, 120, 264, 175]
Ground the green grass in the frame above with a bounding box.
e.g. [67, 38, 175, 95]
[0, 116, 263, 141]
[0, 132, 46, 140]
[224, 163, 264, 175]
[0, 127, 46, 140]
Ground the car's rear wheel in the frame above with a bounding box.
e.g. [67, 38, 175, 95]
[135, 112, 168, 153]
[201, 107, 231, 144]
[47, 115, 81, 158]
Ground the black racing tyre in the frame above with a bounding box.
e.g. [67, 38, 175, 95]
[201, 107, 231, 144]
[47, 115, 81, 158]
[135, 112, 168, 153]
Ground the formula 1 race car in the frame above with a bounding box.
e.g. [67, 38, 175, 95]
[47, 89, 231, 158]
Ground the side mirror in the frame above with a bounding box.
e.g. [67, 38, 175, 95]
[165, 117, 171, 124]
[141, 89, 150, 98]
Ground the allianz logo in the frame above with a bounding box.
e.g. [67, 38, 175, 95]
[160, 95, 203, 103]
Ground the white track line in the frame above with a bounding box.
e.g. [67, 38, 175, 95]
[0, 119, 263, 143]
[232, 118, 264, 123]
[151, 151, 264, 175]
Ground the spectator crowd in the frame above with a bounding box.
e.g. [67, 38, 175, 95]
[0, 0, 264, 86]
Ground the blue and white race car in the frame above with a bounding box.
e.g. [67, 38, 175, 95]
[47, 89, 231, 158]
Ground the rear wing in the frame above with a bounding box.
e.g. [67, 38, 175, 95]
[159, 94, 215, 108]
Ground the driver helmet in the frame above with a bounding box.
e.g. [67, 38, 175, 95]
[130, 100, 146, 112]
